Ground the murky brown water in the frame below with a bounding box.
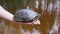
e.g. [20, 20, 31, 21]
[0, 0, 60, 34]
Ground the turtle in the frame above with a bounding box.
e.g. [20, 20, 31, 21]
[13, 9, 40, 23]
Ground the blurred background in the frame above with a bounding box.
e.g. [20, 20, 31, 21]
[0, 0, 60, 34]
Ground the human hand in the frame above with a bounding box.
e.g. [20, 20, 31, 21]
[0, 5, 40, 25]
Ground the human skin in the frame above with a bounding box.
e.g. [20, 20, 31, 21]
[0, 5, 40, 24]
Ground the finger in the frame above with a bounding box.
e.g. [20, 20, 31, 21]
[32, 20, 40, 24]
[37, 20, 40, 24]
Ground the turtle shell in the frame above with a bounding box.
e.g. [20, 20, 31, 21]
[13, 9, 40, 22]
